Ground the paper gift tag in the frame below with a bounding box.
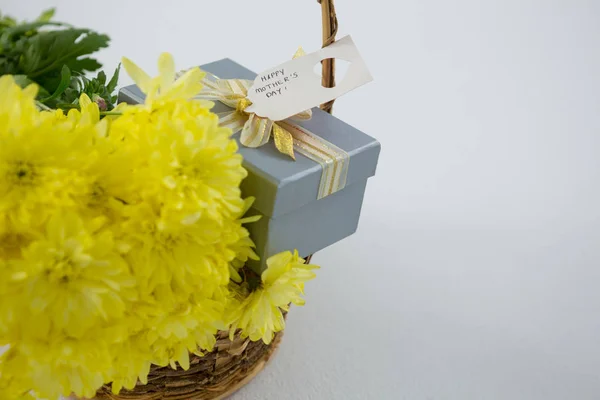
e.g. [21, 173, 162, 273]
[244, 35, 373, 121]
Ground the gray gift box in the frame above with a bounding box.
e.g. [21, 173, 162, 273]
[118, 58, 380, 271]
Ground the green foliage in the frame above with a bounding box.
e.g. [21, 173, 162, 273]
[0, 8, 120, 111]
[40, 65, 71, 103]
[54, 64, 121, 111]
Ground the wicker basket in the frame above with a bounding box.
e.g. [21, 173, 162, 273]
[94, 329, 284, 400]
[90, 1, 338, 399]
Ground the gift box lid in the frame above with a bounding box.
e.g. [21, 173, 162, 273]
[119, 58, 380, 219]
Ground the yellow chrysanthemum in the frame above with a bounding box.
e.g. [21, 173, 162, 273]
[8, 212, 135, 339]
[103, 56, 257, 390]
[0, 83, 97, 235]
[9, 333, 114, 399]
[121, 52, 207, 109]
[0, 56, 260, 399]
[0, 361, 36, 400]
[227, 251, 319, 344]
[0, 54, 317, 400]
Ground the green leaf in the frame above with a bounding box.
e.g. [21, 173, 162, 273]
[106, 63, 121, 93]
[38, 86, 51, 98]
[0, 14, 17, 29]
[21, 29, 109, 78]
[66, 57, 102, 73]
[40, 65, 71, 102]
[1, 21, 64, 40]
[97, 70, 106, 85]
[59, 87, 80, 105]
[0, 11, 109, 104]
[36, 8, 56, 22]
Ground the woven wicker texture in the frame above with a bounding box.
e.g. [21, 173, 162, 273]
[317, 0, 338, 114]
[89, 1, 336, 398]
[94, 330, 283, 400]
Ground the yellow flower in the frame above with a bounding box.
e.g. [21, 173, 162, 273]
[0, 54, 267, 399]
[227, 250, 319, 344]
[113, 102, 247, 223]
[7, 212, 135, 340]
[107, 336, 152, 394]
[1, 330, 121, 399]
[0, 78, 98, 235]
[0, 75, 39, 131]
[0, 348, 36, 400]
[102, 54, 259, 386]
[229, 197, 260, 282]
[121, 53, 207, 108]
[106, 55, 255, 313]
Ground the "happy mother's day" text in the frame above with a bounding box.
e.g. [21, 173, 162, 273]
[253, 69, 299, 98]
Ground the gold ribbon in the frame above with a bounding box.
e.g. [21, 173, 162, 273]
[185, 50, 349, 199]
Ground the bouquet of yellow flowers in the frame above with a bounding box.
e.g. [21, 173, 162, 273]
[0, 52, 318, 399]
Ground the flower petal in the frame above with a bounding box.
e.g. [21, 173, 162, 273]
[122, 56, 152, 93]
[158, 52, 176, 91]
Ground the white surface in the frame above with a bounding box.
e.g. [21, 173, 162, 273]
[3, 0, 600, 399]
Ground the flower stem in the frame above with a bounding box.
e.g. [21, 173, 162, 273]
[35, 101, 51, 111]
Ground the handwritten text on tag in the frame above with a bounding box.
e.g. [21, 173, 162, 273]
[245, 36, 372, 121]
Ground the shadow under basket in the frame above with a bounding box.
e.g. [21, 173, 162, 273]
[94, 329, 284, 400]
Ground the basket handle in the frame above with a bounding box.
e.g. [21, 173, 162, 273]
[318, 0, 338, 114]
[305, 0, 337, 264]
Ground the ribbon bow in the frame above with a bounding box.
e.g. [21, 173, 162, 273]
[193, 49, 311, 160]
[183, 49, 350, 199]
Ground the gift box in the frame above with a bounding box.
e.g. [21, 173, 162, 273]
[119, 58, 380, 271]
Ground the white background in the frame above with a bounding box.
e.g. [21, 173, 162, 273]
[2, 0, 600, 399]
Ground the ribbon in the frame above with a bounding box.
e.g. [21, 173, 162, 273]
[183, 50, 349, 199]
